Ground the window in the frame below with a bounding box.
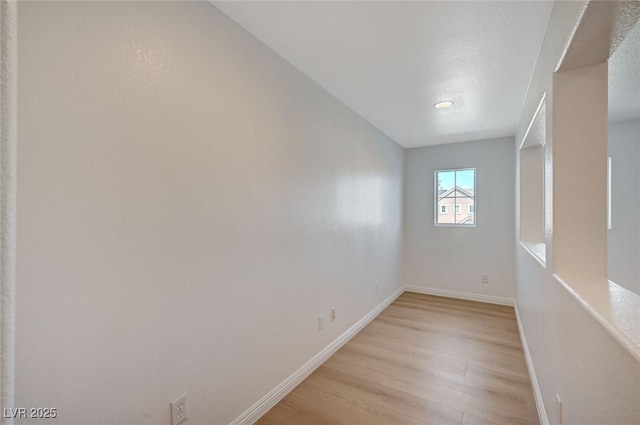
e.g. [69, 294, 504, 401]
[435, 168, 476, 226]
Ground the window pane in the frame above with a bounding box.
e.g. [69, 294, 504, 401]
[436, 171, 455, 197]
[455, 197, 475, 225]
[436, 198, 454, 224]
[455, 169, 475, 193]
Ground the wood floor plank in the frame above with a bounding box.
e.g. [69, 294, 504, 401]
[255, 293, 539, 425]
[461, 413, 502, 425]
[361, 321, 529, 374]
[326, 349, 533, 419]
[308, 370, 462, 425]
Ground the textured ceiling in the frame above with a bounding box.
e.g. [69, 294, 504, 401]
[214, 1, 555, 148]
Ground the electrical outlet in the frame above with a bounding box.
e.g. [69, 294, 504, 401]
[481, 274, 489, 284]
[556, 394, 563, 425]
[330, 308, 336, 321]
[318, 315, 324, 330]
[171, 395, 188, 425]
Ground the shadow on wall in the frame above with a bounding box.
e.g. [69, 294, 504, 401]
[608, 18, 640, 296]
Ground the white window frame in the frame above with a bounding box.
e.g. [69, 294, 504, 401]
[440, 205, 447, 214]
[434, 168, 476, 227]
[468, 205, 475, 214]
[454, 205, 460, 214]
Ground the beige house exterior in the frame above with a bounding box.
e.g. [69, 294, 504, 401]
[436, 187, 475, 225]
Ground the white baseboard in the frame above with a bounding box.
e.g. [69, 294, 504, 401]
[229, 286, 404, 425]
[404, 285, 514, 306]
[514, 301, 549, 425]
[229, 286, 534, 425]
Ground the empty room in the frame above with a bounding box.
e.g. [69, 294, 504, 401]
[1, 1, 640, 425]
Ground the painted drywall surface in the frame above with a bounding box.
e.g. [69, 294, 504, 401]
[515, 2, 640, 424]
[519, 145, 545, 245]
[608, 118, 640, 295]
[553, 63, 609, 281]
[16, 2, 404, 425]
[403, 137, 515, 299]
[516, 256, 640, 425]
[1, 0, 18, 418]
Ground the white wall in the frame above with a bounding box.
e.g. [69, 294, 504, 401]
[403, 137, 515, 299]
[16, 2, 404, 424]
[515, 2, 640, 425]
[608, 118, 640, 295]
[553, 62, 609, 281]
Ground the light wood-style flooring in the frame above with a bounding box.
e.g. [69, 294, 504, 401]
[256, 292, 539, 425]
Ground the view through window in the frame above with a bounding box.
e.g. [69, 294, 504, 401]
[435, 168, 476, 226]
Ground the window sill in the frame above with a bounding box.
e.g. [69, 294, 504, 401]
[519, 241, 546, 268]
[554, 274, 640, 362]
[434, 224, 477, 228]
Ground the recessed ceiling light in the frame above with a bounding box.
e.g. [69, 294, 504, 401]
[434, 100, 454, 109]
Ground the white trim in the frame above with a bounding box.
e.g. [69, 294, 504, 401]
[228, 286, 404, 425]
[519, 93, 546, 149]
[404, 285, 513, 306]
[514, 302, 549, 425]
